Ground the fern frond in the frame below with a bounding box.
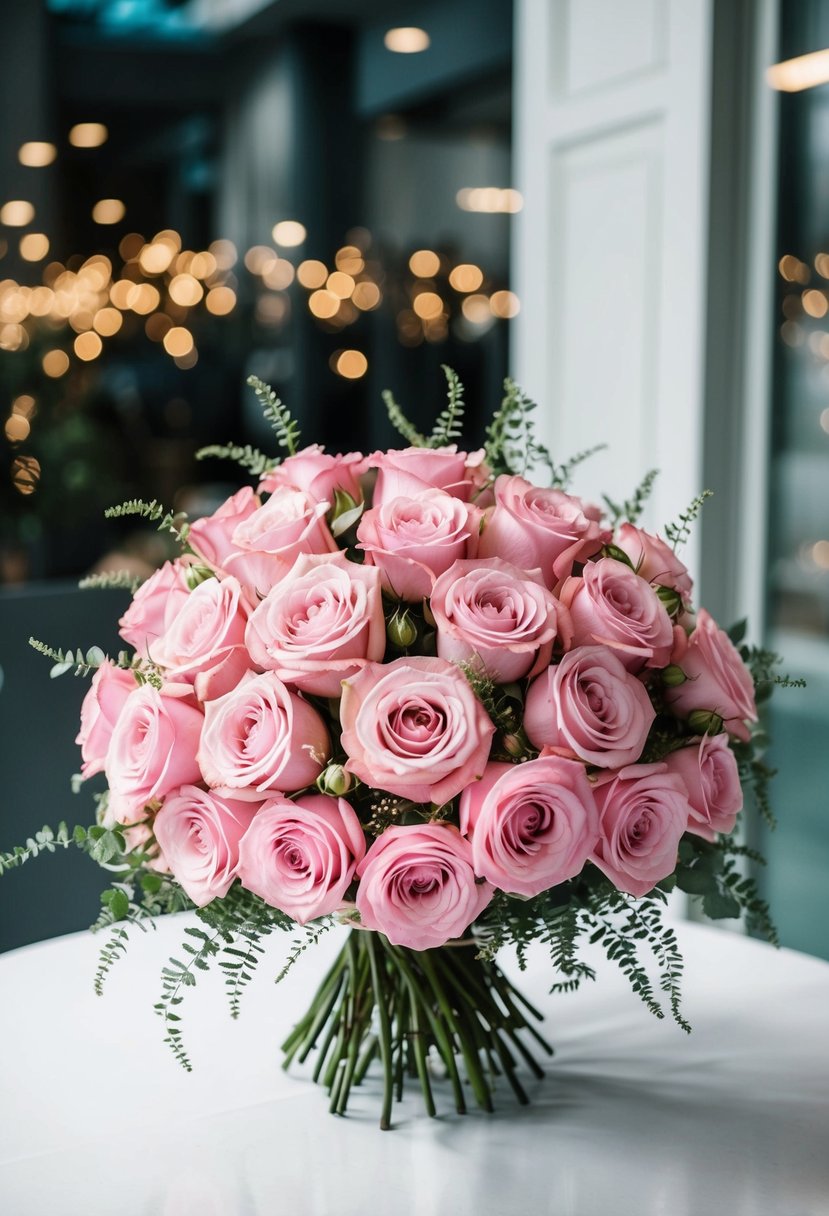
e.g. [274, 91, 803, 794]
[78, 570, 144, 593]
[603, 468, 660, 526]
[550, 443, 607, 491]
[485, 378, 556, 479]
[276, 919, 333, 984]
[155, 926, 227, 1072]
[664, 490, 713, 551]
[382, 389, 427, 447]
[428, 366, 465, 448]
[104, 498, 189, 544]
[195, 442, 277, 477]
[247, 376, 301, 456]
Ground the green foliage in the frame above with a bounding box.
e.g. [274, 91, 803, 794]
[156, 926, 226, 1071]
[78, 570, 144, 593]
[0, 821, 75, 876]
[674, 835, 777, 944]
[664, 490, 713, 551]
[275, 919, 334, 985]
[382, 388, 427, 447]
[603, 468, 660, 527]
[428, 366, 465, 448]
[247, 375, 301, 456]
[550, 444, 607, 491]
[103, 498, 190, 544]
[485, 379, 555, 478]
[28, 637, 160, 688]
[195, 442, 277, 477]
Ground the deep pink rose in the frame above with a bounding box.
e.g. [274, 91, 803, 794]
[153, 575, 252, 700]
[559, 558, 673, 671]
[118, 560, 190, 654]
[363, 445, 489, 507]
[355, 823, 492, 950]
[478, 475, 608, 587]
[590, 763, 691, 897]
[223, 485, 338, 599]
[75, 661, 136, 779]
[431, 558, 567, 683]
[524, 645, 655, 768]
[187, 486, 260, 573]
[340, 656, 495, 806]
[357, 489, 479, 601]
[153, 786, 259, 907]
[459, 757, 598, 897]
[245, 552, 385, 697]
[105, 684, 204, 825]
[198, 671, 330, 793]
[615, 523, 693, 603]
[258, 444, 364, 506]
[664, 609, 758, 742]
[237, 793, 365, 923]
[665, 735, 743, 840]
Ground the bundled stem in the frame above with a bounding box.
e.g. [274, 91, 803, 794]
[281, 930, 550, 1128]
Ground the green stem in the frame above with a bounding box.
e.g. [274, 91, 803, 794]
[366, 933, 394, 1131]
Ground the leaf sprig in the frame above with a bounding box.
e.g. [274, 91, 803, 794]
[247, 375, 301, 456]
[195, 442, 277, 477]
[664, 490, 713, 551]
[103, 498, 190, 544]
[383, 388, 427, 447]
[428, 366, 465, 447]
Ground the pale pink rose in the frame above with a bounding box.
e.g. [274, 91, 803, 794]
[340, 656, 495, 806]
[355, 823, 493, 950]
[118, 560, 190, 654]
[75, 662, 136, 779]
[664, 609, 757, 742]
[357, 489, 479, 601]
[431, 557, 566, 683]
[198, 671, 330, 793]
[258, 444, 364, 506]
[363, 445, 489, 507]
[152, 576, 252, 700]
[153, 786, 260, 906]
[223, 485, 338, 599]
[459, 757, 598, 897]
[524, 645, 655, 768]
[615, 523, 693, 603]
[187, 486, 260, 572]
[590, 763, 691, 897]
[559, 558, 673, 671]
[664, 735, 743, 840]
[245, 552, 385, 697]
[478, 475, 608, 587]
[237, 793, 365, 923]
[105, 684, 204, 824]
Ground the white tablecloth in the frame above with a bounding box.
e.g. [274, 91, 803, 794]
[1, 914, 827, 1216]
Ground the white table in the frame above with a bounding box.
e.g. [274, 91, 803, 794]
[1, 914, 828, 1216]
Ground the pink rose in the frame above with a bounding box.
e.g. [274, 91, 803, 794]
[105, 684, 204, 824]
[664, 735, 743, 840]
[75, 661, 136, 779]
[258, 444, 364, 506]
[245, 552, 385, 697]
[223, 485, 338, 599]
[363, 445, 489, 507]
[559, 558, 673, 671]
[431, 558, 566, 683]
[357, 489, 479, 601]
[198, 671, 330, 793]
[615, 524, 693, 603]
[237, 793, 365, 923]
[340, 656, 495, 806]
[524, 645, 655, 768]
[664, 609, 758, 742]
[153, 786, 260, 906]
[118, 560, 190, 654]
[590, 763, 691, 897]
[152, 575, 252, 701]
[459, 757, 598, 896]
[478, 475, 608, 587]
[187, 486, 260, 573]
[355, 823, 492, 950]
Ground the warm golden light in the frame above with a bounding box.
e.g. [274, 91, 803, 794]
[69, 123, 108, 148]
[412, 290, 443, 320]
[74, 331, 102, 361]
[205, 285, 236, 315]
[352, 281, 381, 310]
[92, 198, 125, 225]
[189, 251, 217, 280]
[174, 348, 198, 370]
[109, 280, 133, 309]
[327, 271, 355, 299]
[262, 258, 295, 289]
[456, 187, 523, 214]
[42, 349, 70, 378]
[0, 323, 27, 351]
[12, 454, 40, 496]
[163, 326, 194, 357]
[145, 313, 173, 342]
[5, 414, 30, 443]
[244, 245, 276, 274]
[333, 349, 368, 379]
[18, 142, 56, 168]
[168, 273, 204, 307]
[298, 260, 328, 289]
[209, 239, 237, 269]
[308, 289, 339, 319]
[127, 283, 160, 314]
[384, 27, 430, 53]
[490, 289, 521, 318]
[12, 394, 36, 418]
[461, 294, 492, 324]
[1, 200, 35, 226]
[19, 233, 49, 261]
[812, 539, 829, 569]
[409, 250, 440, 278]
[449, 263, 483, 293]
[781, 321, 804, 346]
[272, 220, 307, 248]
[137, 242, 171, 275]
[767, 49, 829, 92]
[802, 289, 828, 318]
[335, 246, 365, 275]
[93, 307, 122, 336]
[119, 232, 144, 261]
[778, 254, 810, 284]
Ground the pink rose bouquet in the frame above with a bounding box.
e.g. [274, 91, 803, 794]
[15, 369, 794, 1129]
